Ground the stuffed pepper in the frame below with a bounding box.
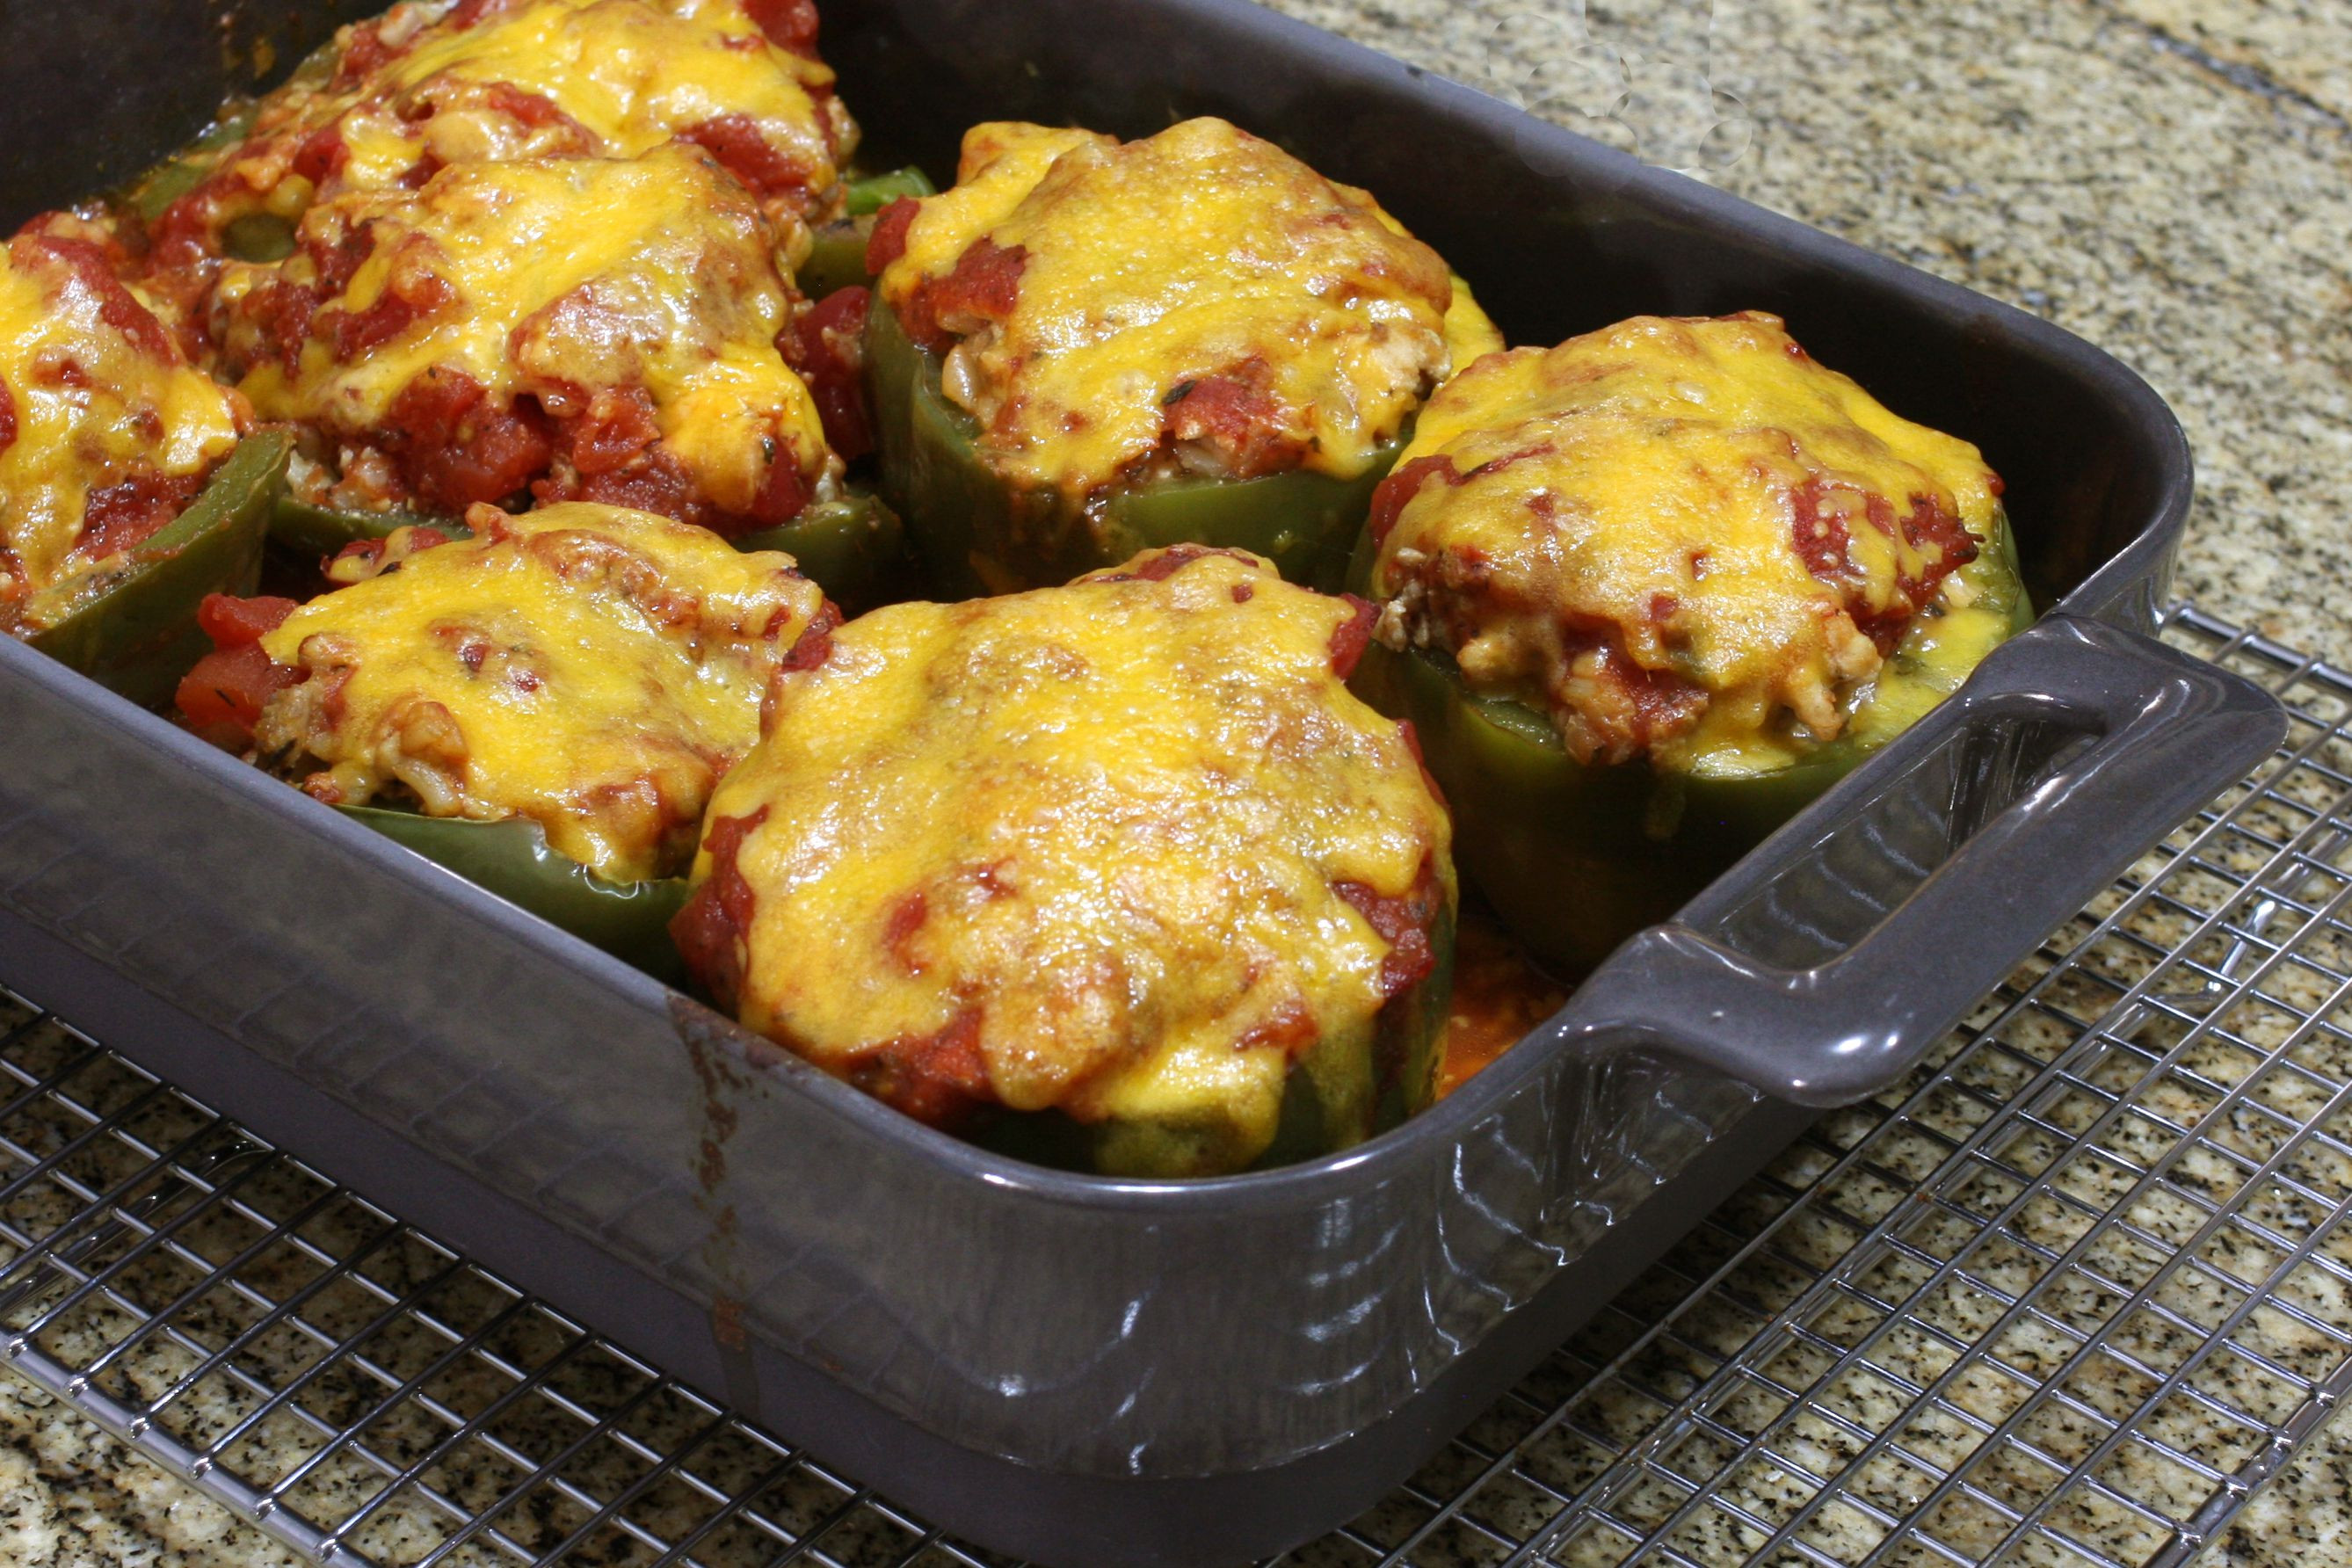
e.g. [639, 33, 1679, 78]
[671, 544, 1456, 1177]
[142, 0, 860, 314]
[176, 500, 834, 970]
[861, 116, 1505, 596]
[1352, 311, 2032, 975]
[0, 226, 287, 704]
[200, 143, 893, 600]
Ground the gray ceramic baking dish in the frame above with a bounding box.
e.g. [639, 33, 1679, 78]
[0, 0, 2288, 1562]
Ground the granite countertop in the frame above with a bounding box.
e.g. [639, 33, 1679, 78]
[5, 1, 2351, 1564]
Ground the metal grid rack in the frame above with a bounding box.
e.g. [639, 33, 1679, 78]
[5, 603, 2352, 1568]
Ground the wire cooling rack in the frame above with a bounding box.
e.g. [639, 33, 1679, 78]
[4, 602, 2352, 1568]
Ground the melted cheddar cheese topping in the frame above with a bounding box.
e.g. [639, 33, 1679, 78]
[876, 117, 1504, 497]
[1369, 313, 2011, 773]
[173, 0, 852, 265]
[215, 146, 834, 520]
[255, 501, 827, 882]
[0, 237, 240, 631]
[690, 548, 1453, 1165]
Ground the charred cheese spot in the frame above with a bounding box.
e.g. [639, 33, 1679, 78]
[875, 117, 1503, 497]
[1368, 312, 2011, 773]
[686, 546, 1454, 1168]
[213, 147, 835, 529]
[151, 0, 853, 294]
[254, 500, 828, 882]
[0, 236, 241, 633]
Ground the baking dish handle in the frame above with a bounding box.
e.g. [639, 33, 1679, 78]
[1570, 613, 2285, 1107]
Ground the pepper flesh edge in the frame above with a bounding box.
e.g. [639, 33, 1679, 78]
[27, 431, 293, 709]
[969, 897, 1455, 1178]
[271, 490, 905, 608]
[338, 803, 689, 981]
[730, 493, 907, 613]
[866, 294, 1405, 597]
[795, 165, 939, 299]
[1348, 513, 2035, 976]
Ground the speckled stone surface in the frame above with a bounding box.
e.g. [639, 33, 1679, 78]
[1265, 0, 2352, 663]
[4, 2, 2349, 1564]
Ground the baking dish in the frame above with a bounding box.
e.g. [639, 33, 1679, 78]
[0, 0, 2285, 1563]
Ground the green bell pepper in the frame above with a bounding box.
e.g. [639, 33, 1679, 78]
[972, 901, 1455, 1178]
[338, 803, 689, 981]
[118, 105, 260, 225]
[270, 496, 461, 558]
[116, 32, 345, 227]
[731, 492, 906, 613]
[867, 297, 1403, 597]
[795, 166, 938, 301]
[25, 431, 292, 708]
[1349, 515, 2035, 977]
[271, 490, 902, 607]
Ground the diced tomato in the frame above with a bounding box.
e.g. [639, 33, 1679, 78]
[396, 150, 448, 191]
[175, 642, 301, 744]
[790, 287, 872, 461]
[1161, 358, 1294, 477]
[333, 20, 400, 88]
[12, 235, 174, 360]
[0, 374, 14, 456]
[1234, 997, 1319, 1056]
[677, 114, 817, 200]
[918, 239, 1025, 336]
[853, 1007, 991, 1127]
[149, 176, 236, 277]
[325, 526, 446, 582]
[863, 195, 919, 275]
[550, 448, 700, 523]
[290, 125, 349, 186]
[420, 404, 551, 510]
[1606, 641, 1707, 740]
[197, 592, 299, 647]
[1366, 454, 1459, 549]
[478, 82, 575, 131]
[326, 265, 453, 360]
[241, 275, 325, 375]
[778, 599, 840, 671]
[882, 888, 928, 973]
[749, 439, 812, 526]
[1328, 593, 1377, 679]
[381, 369, 552, 511]
[383, 365, 485, 446]
[741, 0, 820, 54]
[76, 474, 200, 560]
[1334, 856, 1446, 998]
[566, 387, 661, 476]
[1787, 476, 1977, 653]
[669, 806, 770, 1013]
[1785, 474, 1853, 581]
[305, 227, 376, 297]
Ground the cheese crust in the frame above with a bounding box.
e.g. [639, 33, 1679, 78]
[677, 546, 1454, 1162]
[0, 234, 242, 634]
[211, 145, 837, 530]
[148, 0, 855, 294]
[254, 500, 830, 882]
[1367, 312, 2011, 773]
[873, 117, 1504, 499]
